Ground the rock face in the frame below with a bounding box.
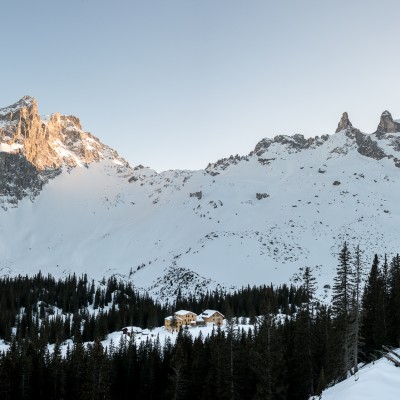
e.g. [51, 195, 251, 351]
[0, 96, 128, 209]
[0, 152, 61, 207]
[376, 110, 400, 134]
[335, 112, 353, 133]
[0, 96, 113, 169]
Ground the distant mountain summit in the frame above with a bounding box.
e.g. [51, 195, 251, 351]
[1, 97, 400, 300]
[0, 96, 129, 208]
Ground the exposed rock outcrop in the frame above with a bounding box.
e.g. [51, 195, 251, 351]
[249, 134, 329, 158]
[335, 112, 353, 133]
[376, 110, 400, 134]
[0, 152, 61, 209]
[352, 131, 386, 160]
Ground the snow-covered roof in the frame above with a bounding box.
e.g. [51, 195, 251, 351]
[201, 309, 224, 318]
[165, 315, 183, 321]
[175, 309, 196, 316]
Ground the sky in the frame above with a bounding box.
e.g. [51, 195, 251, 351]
[1, 0, 400, 172]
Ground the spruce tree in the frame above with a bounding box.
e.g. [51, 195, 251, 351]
[332, 242, 354, 379]
[361, 254, 386, 358]
[349, 245, 364, 374]
[305, 267, 317, 393]
[388, 255, 400, 346]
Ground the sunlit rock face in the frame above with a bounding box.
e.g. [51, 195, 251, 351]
[0, 96, 129, 208]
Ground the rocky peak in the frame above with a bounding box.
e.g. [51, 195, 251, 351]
[335, 112, 353, 133]
[0, 96, 130, 208]
[0, 95, 36, 129]
[0, 96, 126, 170]
[376, 110, 400, 133]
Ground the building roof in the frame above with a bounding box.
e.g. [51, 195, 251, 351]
[201, 309, 224, 318]
[165, 315, 183, 321]
[175, 309, 197, 316]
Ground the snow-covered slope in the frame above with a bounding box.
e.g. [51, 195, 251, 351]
[1, 97, 400, 299]
[312, 353, 400, 400]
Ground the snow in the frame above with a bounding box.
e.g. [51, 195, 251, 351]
[112, 158, 124, 166]
[52, 139, 84, 167]
[312, 353, 400, 400]
[175, 310, 194, 316]
[0, 340, 9, 353]
[0, 142, 24, 153]
[201, 309, 222, 317]
[100, 319, 252, 350]
[0, 319, 256, 357]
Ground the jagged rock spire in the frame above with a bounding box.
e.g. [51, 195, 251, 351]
[335, 112, 353, 133]
[0, 96, 119, 171]
[376, 110, 400, 133]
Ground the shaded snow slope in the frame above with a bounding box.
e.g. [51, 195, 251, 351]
[312, 354, 400, 400]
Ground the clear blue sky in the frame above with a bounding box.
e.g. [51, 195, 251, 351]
[1, 0, 400, 171]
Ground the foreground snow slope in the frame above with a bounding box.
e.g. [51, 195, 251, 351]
[312, 354, 400, 400]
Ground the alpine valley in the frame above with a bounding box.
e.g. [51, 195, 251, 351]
[1, 96, 400, 300]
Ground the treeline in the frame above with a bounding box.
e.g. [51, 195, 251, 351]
[0, 244, 399, 399]
[0, 272, 308, 344]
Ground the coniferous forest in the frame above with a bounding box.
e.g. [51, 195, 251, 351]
[0, 243, 400, 400]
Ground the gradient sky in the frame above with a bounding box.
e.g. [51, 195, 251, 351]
[1, 0, 400, 171]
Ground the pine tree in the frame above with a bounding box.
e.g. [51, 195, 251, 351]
[349, 245, 364, 374]
[388, 255, 400, 346]
[302, 266, 317, 396]
[361, 254, 386, 358]
[251, 304, 287, 399]
[332, 242, 354, 379]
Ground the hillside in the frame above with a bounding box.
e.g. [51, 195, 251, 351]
[1, 97, 400, 299]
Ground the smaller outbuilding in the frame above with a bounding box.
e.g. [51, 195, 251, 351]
[122, 326, 143, 336]
[200, 310, 225, 326]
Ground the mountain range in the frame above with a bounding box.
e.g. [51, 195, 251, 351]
[1, 96, 400, 299]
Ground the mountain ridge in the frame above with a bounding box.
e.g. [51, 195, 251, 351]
[1, 96, 400, 300]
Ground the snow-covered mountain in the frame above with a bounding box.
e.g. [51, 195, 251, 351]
[1, 96, 400, 299]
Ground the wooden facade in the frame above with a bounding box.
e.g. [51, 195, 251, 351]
[165, 310, 197, 332]
[200, 310, 225, 326]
